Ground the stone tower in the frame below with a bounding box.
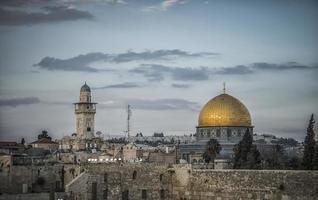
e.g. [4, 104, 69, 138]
[74, 82, 97, 139]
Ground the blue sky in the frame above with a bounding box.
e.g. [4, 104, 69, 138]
[0, 0, 317, 142]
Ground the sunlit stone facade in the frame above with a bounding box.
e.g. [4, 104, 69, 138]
[74, 83, 97, 140]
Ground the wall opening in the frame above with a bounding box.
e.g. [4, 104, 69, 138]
[132, 170, 137, 180]
[141, 189, 147, 199]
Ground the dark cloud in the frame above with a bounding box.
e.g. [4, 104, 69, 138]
[251, 62, 318, 71]
[92, 82, 144, 90]
[215, 62, 318, 75]
[216, 65, 253, 75]
[0, 97, 40, 107]
[171, 83, 191, 88]
[34, 53, 105, 72]
[129, 98, 199, 111]
[111, 49, 218, 63]
[0, 6, 94, 26]
[35, 50, 218, 72]
[130, 64, 211, 82]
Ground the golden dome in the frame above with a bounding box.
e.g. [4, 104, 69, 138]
[198, 93, 252, 127]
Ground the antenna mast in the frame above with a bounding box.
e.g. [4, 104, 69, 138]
[127, 104, 132, 140]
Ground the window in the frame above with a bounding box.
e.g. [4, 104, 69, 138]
[227, 129, 232, 138]
[103, 189, 108, 200]
[160, 189, 165, 200]
[216, 129, 221, 137]
[104, 173, 108, 184]
[141, 189, 147, 199]
[237, 129, 241, 137]
[87, 127, 91, 131]
[92, 182, 97, 200]
[122, 190, 129, 200]
[132, 170, 137, 180]
[159, 174, 163, 182]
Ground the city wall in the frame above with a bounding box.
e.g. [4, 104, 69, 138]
[66, 163, 318, 200]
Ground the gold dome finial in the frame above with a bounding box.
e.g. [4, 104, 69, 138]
[223, 82, 226, 94]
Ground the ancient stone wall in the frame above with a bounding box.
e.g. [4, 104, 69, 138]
[172, 166, 318, 200]
[65, 163, 318, 200]
[0, 164, 64, 194]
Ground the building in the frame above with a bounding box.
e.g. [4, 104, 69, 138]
[59, 83, 100, 151]
[0, 141, 25, 155]
[179, 86, 253, 164]
[30, 138, 59, 151]
[74, 82, 97, 140]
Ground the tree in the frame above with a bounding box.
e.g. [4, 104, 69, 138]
[264, 144, 285, 169]
[202, 139, 222, 163]
[313, 144, 318, 170]
[287, 156, 301, 170]
[303, 114, 316, 170]
[233, 129, 261, 169]
[38, 130, 51, 140]
[20, 138, 25, 145]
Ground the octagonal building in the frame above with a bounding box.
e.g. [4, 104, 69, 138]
[196, 92, 253, 143]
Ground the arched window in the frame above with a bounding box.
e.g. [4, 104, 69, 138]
[159, 174, 163, 182]
[216, 129, 221, 137]
[132, 170, 137, 180]
[227, 129, 232, 138]
[237, 129, 241, 137]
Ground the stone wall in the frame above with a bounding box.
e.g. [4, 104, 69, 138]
[2, 163, 317, 200]
[65, 163, 318, 200]
[172, 166, 318, 200]
[0, 164, 64, 194]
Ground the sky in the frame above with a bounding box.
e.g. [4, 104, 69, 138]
[0, 0, 317, 142]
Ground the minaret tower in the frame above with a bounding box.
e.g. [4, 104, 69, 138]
[74, 82, 97, 139]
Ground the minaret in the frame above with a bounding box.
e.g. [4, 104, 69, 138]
[74, 82, 97, 139]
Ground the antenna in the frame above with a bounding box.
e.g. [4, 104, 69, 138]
[127, 104, 132, 140]
[223, 82, 226, 94]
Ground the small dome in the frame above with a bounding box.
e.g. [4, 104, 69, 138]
[80, 82, 91, 92]
[198, 93, 252, 127]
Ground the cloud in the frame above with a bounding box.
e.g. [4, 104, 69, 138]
[171, 83, 191, 88]
[143, 0, 187, 12]
[216, 65, 253, 75]
[215, 62, 318, 75]
[130, 64, 211, 82]
[92, 82, 144, 89]
[34, 53, 106, 72]
[0, 0, 126, 8]
[251, 62, 318, 71]
[35, 50, 217, 72]
[129, 98, 199, 111]
[0, 6, 94, 26]
[0, 97, 41, 107]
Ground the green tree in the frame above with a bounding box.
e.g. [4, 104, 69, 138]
[303, 114, 316, 170]
[313, 144, 318, 170]
[202, 139, 222, 163]
[264, 144, 285, 169]
[38, 130, 51, 140]
[20, 138, 25, 145]
[233, 129, 261, 169]
[286, 156, 301, 170]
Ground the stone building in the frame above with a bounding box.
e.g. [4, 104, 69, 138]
[30, 138, 59, 151]
[179, 86, 253, 164]
[74, 82, 97, 140]
[58, 83, 101, 151]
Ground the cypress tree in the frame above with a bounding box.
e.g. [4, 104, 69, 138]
[202, 139, 222, 163]
[303, 114, 316, 170]
[233, 129, 261, 169]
